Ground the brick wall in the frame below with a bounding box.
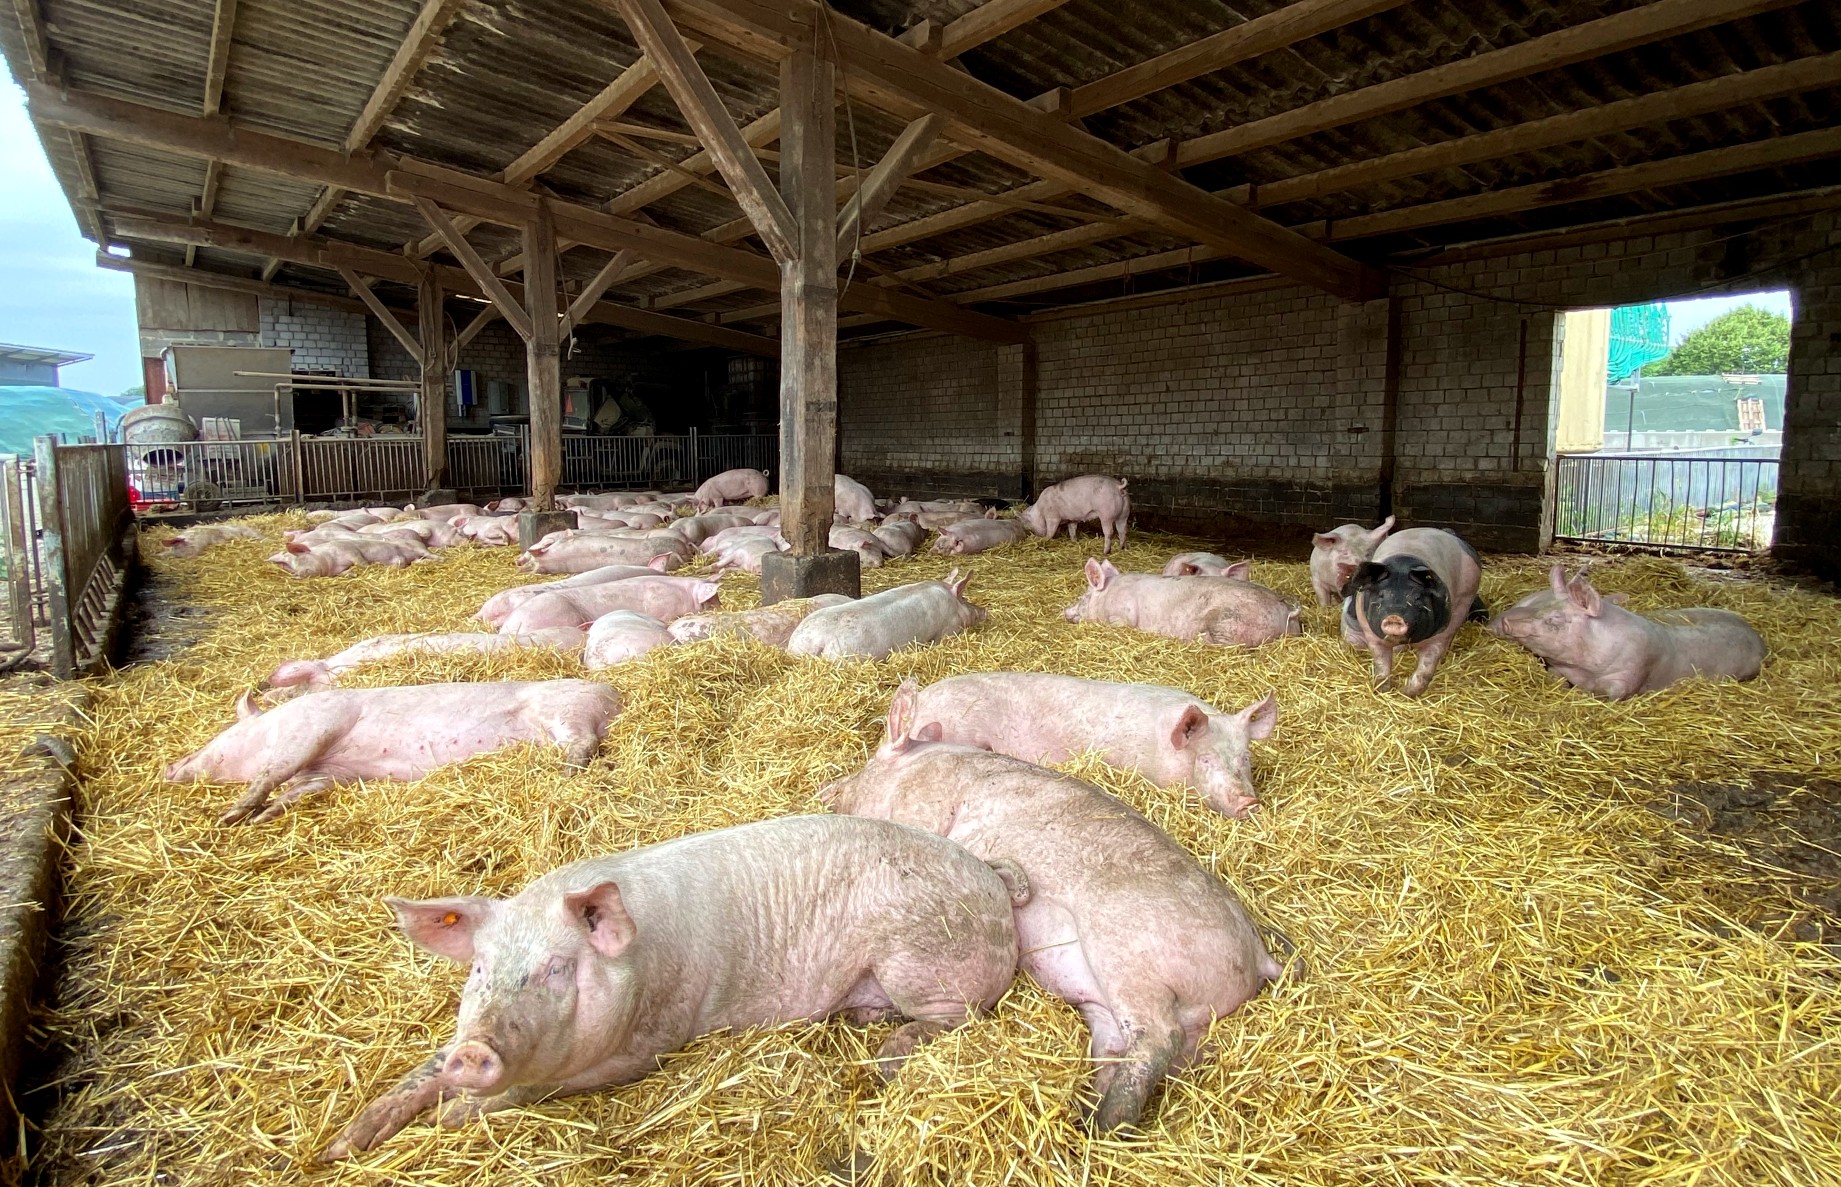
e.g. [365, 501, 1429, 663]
[836, 210, 1841, 570]
[259, 297, 369, 376]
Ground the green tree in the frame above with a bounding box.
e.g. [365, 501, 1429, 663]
[1643, 305, 1789, 376]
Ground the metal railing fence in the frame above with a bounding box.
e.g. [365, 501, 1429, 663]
[1553, 452, 1778, 553]
[35, 439, 134, 676]
[0, 457, 47, 664]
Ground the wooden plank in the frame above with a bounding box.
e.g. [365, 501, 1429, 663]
[412, 197, 537, 340]
[651, 278, 747, 310]
[418, 269, 448, 486]
[605, 106, 782, 217]
[666, 0, 1383, 301]
[1174, 0, 1804, 166]
[778, 42, 838, 555]
[950, 243, 1230, 303]
[9, 0, 50, 79]
[338, 266, 425, 366]
[523, 201, 564, 510]
[1246, 49, 1841, 209]
[1070, 0, 1408, 118]
[1319, 123, 1841, 242]
[203, 0, 239, 116]
[612, 0, 799, 263]
[563, 249, 635, 333]
[98, 254, 371, 314]
[939, 0, 1075, 59]
[836, 113, 943, 252]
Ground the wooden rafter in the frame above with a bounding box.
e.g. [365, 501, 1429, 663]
[337, 266, 426, 366]
[563, 249, 636, 334]
[202, 0, 238, 116]
[661, 0, 1383, 301]
[412, 197, 537, 340]
[611, 0, 799, 263]
[836, 114, 944, 252]
[936, 0, 1076, 58]
[97, 253, 372, 315]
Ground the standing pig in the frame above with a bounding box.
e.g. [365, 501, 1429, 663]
[583, 611, 676, 668]
[319, 814, 1020, 1161]
[932, 515, 1030, 556]
[1309, 517, 1395, 606]
[499, 576, 718, 634]
[518, 531, 690, 574]
[265, 628, 586, 694]
[477, 559, 674, 627]
[822, 681, 1282, 1131]
[1162, 553, 1243, 578]
[167, 680, 622, 824]
[787, 570, 986, 661]
[1340, 526, 1483, 697]
[1066, 559, 1300, 648]
[1019, 476, 1131, 554]
[1489, 565, 1765, 700]
[668, 595, 853, 647]
[833, 474, 879, 523]
[909, 673, 1277, 818]
[692, 467, 770, 511]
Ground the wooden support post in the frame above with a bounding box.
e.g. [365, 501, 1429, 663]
[761, 30, 856, 603]
[779, 39, 837, 556]
[523, 200, 563, 511]
[417, 268, 450, 490]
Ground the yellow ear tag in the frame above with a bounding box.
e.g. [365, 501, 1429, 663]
[440, 912, 460, 927]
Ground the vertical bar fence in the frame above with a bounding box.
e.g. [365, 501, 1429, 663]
[1552, 453, 1778, 552]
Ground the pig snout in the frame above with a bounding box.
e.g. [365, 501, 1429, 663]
[1380, 614, 1410, 640]
[443, 1039, 507, 1093]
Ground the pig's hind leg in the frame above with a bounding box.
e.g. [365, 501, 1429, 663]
[1091, 990, 1184, 1132]
[217, 729, 340, 824]
[868, 960, 994, 1076]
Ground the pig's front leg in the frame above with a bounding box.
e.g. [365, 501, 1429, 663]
[1365, 642, 1395, 690]
[319, 1045, 454, 1162]
[1400, 628, 1459, 697]
[434, 1052, 658, 1127]
[248, 774, 337, 823]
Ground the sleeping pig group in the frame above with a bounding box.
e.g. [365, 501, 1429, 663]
[158, 483, 1767, 1163]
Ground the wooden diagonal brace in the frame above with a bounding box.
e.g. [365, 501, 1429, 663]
[413, 197, 536, 340]
[337, 266, 424, 366]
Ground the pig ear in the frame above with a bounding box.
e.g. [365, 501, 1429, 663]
[1567, 576, 1604, 617]
[915, 721, 944, 743]
[885, 678, 920, 749]
[1350, 561, 1386, 590]
[562, 881, 636, 959]
[285, 540, 311, 554]
[1084, 557, 1106, 589]
[1235, 692, 1278, 741]
[234, 689, 263, 719]
[1311, 533, 1339, 550]
[1409, 564, 1438, 587]
[694, 581, 720, 605]
[1169, 705, 1210, 751]
[1223, 560, 1253, 581]
[1549, 564, 1570, 598]
[949, 569, 973, 599]
[1373, 515, 1396, 540]
[648, 554, 671, 571]
[388, 895, 496, 964]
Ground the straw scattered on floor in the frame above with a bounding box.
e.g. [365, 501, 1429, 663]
[28, 510, 1841, 1186]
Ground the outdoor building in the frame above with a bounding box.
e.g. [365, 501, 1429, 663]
[0, 342, 92, 387]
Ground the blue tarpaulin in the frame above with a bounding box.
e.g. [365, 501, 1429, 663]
[1607, 304, 1671, 383]
[0, 386, 135, 456]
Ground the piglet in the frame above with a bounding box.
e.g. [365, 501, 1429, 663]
[830, 526, 889, 568]
[668, 595, 853, 648]
[1309, 517, 1394, 606]
[911, 672, 1277, 818]
[1065, 559, 1299, 647]
[932, 515, 1029, 556]
[518, 531, 690, 574]
[453, 515, 522, 547]
[167, 680, 621, 824]
[265, 628, 586, 694]
[709, 536, 787, 575]
[822, 681, 1282, 1131]
[787, 570, 986, 661]
[833, 474, 879, 523]
[1162, 553, 1244, 578]
[161, 523, 264, 558]
[1340, 526, 1482, 697]
[499, 576, 718, 634]
[872, 519, 926, 558]
[1019, 475, 1130, 554]
[1489, 565, 1765, 700]
[583, 611, 676, 669]
[477, 559, 674, 627]
[692, 467, 770, 511]
[319, 814, 1020, 1160]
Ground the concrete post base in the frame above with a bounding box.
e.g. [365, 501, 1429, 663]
[518, 509, 579, 552]
[419, 488, 459, 507]
[760, 549, 860, 605]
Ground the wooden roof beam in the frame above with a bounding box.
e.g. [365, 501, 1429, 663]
[97, 252, 373, 315]
[337, 266, 426, 366]
[412, 197, 536, 339]
[937, 0, 1075, 59]
[612, 0, 798, 263]
[1176, 0, 1804, 166]
[202, 0, 238, 116]
[836, 113, 944, 253]
[662, 0, 1383, 301]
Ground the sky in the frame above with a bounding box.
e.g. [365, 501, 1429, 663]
[0, 81, 141, 397]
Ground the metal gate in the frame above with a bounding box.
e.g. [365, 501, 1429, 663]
[1553, 452, 1778, 552]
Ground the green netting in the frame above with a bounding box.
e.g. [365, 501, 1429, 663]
[1607, 303, 1671, 383]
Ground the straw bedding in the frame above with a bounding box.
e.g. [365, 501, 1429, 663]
[28, 510, 1841, 1186]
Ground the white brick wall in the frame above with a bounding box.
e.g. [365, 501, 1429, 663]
[259, 298, 369, 376]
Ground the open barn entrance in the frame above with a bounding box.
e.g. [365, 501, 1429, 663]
[1551, 292, 1792, 553]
